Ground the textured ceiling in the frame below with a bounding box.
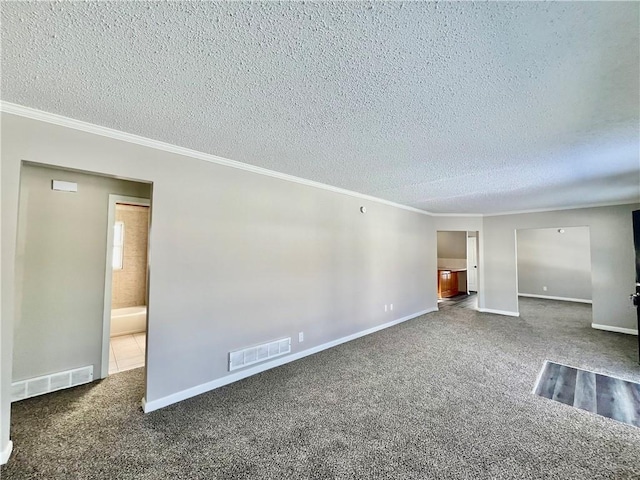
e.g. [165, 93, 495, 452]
[1, 1, 639, 214]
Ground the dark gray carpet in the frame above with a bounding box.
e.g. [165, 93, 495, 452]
[2, 298, 640, 479]
[535, 361, 640, 427]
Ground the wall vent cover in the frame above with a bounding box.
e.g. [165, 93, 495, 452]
[11, 366, 94, 402]
[229, 337, 291, 371]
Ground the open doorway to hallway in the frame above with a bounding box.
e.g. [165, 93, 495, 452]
[515, 226, 593, 321]
[11, 162, 151, 403]
[436, 230, 479, 311]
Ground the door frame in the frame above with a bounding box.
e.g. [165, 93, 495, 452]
[514, 226, 593, 311]
[436, 230, 481, 308]
[101, 195, 151, 379]
[466, 236, 478, 293]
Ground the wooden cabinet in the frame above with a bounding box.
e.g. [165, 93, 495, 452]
[438, 270, 458, 298]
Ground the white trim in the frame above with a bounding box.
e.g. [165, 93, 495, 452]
[0, 102, 431, 217]
[4, 102, 636, 218]
[430, 213, 484, 218]
[466, 236, 478, 292]
[101, 195, 150, 379]
[514, 229, 520, 312]
[591, 324, 638, 336]
[477, 308, 520, 317]
[0, 441, 13, 465]
[141, 307, 437, 412]
[481, 201, 639, 217]
[518, 293, 592, 304]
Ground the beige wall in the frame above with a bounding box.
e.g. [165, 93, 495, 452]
[13, 164, 151, 381]
[437, 231, 467, 293]
[437, 231, 466, 259]
[112, 204, 149, 309]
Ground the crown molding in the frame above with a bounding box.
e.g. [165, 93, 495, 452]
[0, 101, 433, 216]
[428, 201, 639, 217]
[3, 102, 636, 219]
[429, 212, 484, 218]
[481, 200, 640, 217]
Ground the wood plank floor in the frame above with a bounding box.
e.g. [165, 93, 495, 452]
[535, 361, 640, 427]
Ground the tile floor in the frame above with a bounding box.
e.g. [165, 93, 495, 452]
[437, 292, 478, 310]
[109, 332, 146, 375]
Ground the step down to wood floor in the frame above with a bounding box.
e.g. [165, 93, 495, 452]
[534, 361, 640, 428]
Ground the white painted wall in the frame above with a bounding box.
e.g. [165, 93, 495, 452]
[516, 226, 592, 301]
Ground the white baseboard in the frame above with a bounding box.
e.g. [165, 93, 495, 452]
[518, 293, 592, 304]
[1, 440, 13, 465]
[477, 308, 520, 317]
[142, 308, 438, 413]
[591, 324, 638, 336]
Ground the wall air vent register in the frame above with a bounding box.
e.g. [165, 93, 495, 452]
[229, 337, 291, 371]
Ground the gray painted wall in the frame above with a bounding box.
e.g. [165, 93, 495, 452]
[437, 231, 466, 259]
[483, 205, 639, 326]
[13, 164, 150, 381]
[1, 113, 437, 452]
[433, 216, 483, 233]
[516, 226, 592, 301]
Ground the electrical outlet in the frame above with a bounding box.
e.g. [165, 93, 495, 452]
[384, 304, 388, 312]
[543, 286, 548, 291]
[298, 332, 304, 342]
[390, 304, 393, 311]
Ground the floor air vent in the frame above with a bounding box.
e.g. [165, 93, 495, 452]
[229, 337, 291, 371]
[11, 366, 94, 402]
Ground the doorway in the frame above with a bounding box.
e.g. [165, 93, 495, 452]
[12, 164, 151, 403]
[515, 226, 593, 310]
[101, 196, 151, 377]
[436, 230, 479, 310]
[467, 234, 478, 293]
